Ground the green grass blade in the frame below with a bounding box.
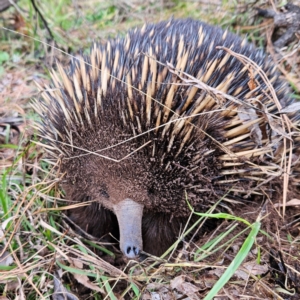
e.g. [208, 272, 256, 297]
[203, 220, 261, 300]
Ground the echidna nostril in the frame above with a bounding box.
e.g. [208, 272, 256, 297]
[124, 245, 140, 258]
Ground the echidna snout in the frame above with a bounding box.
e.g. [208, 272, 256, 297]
[35, 18, 300, 258]
[113, 199, 143, 258]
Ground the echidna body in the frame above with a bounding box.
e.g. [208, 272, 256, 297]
[35, 19, 300, 258]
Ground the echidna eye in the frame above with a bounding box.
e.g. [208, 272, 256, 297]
[100, 189, 109, 198]
[148, 187, 155, 195]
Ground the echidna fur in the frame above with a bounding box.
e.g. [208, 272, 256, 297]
[34, 18, 300, 258]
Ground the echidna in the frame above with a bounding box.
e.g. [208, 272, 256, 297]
[34, 19, 300, 258]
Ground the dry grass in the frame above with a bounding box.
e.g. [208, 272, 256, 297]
[0, 0, 300, 299]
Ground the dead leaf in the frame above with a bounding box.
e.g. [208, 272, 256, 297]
[274, 199, 300, 207]
[266, 113, 291, 140]
[0, 250, 13, 267]
[170, 275, 199, 299]
[235, 261, 268, 280]
[149, 287, 174, 300]
[238, 106, 262, 146]
[53, 275, 79, 300]
[247, 68, 257, 90]
[141, 292, 152, 300]
[208, 268, 224, 278]
[69, 258, 105, 294]
[146, 283, 165, 290]
[149, 293, 161, 300]
[279, 102, 300, 114]
[209, 261, 268, 281]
